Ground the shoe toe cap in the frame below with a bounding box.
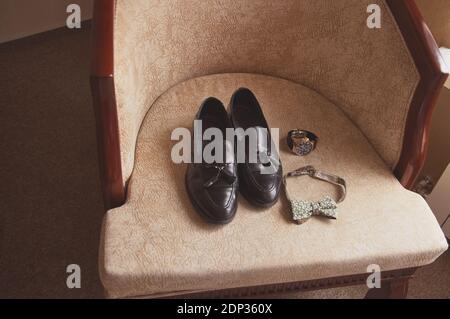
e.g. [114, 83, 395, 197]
[205, 187, 237, 221]
[248, 173, 282, 206]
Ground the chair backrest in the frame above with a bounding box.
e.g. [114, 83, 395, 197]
[91, 0, 447, 209]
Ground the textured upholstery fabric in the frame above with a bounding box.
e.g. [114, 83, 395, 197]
[100, 74, 447, 298]
[114, 0, 419, 184]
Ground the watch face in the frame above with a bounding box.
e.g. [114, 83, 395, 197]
[289, 130, 317, 156]
[293, 139, 313, 156]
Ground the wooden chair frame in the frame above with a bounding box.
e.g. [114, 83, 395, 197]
[90, 0, 448, 299]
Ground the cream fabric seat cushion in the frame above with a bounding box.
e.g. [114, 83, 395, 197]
[100, 74, 448, 298]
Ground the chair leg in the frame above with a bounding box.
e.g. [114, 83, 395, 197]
[365, 278, 410, 299]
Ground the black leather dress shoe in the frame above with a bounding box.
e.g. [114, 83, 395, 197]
[186, 97, 238, 224]
[229, 88, 282, 207]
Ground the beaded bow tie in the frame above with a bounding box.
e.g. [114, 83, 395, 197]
[283, 166, 346, 225]
[291, 196, 338, 224]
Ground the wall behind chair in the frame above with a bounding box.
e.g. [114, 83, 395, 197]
[416, 0, 450, 48]
[0, 0, 93, 44]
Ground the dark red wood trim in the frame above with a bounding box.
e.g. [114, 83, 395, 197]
[91, 77, 125, 209]
[166, 267, 417, 299]
[91, 0, 114, 77]
[90, 0, 125, 209]
[388, 0, 449, 189]
[365, 277, 410, 299]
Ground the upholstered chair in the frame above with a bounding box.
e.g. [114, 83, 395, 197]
[91, 0, 448, 298]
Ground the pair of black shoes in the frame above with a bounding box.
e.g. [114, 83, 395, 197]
[186, 88, 283, 224]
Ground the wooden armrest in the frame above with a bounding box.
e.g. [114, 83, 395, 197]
[388, 0, 449, 189]
[91, 0, 115, 78]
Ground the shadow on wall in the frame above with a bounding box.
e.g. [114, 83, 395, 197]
[416, 0, 450, 48]
[0, 24, 104, 298]
[0, 0, 94, 44]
